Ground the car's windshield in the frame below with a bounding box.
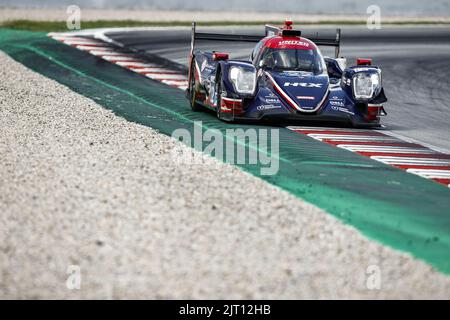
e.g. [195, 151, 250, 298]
[260, 48, 326, 74]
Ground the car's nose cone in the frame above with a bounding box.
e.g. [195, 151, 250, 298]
[270, 71, 329, 112]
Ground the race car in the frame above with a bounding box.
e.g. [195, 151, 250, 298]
[187, 20, 387, 127]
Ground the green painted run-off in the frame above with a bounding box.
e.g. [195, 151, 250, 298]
[1, 28, 449, 273]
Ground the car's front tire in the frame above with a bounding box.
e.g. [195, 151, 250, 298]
[188, 59, 202, 112]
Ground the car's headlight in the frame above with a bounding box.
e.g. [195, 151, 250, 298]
[229, 66, 256, 95]
[352, 71, 381, 100]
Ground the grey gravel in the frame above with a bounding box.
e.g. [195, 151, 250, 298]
[0, 51, 449, 299]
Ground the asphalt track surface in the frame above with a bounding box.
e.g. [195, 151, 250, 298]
[105, 26, 450, 152]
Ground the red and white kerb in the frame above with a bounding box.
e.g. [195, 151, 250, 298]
[48, 33, 188, 91]
[288, 126, 450, 188]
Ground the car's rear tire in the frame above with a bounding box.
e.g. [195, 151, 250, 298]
[189, 59, 202, 112]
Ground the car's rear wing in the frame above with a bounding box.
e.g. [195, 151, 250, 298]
[307, 29, 341, 58]
[191, 22, 342, 58]
[190, 22, 262, 55]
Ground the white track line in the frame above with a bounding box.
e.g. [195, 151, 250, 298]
[101, 56, 144, 62]
[371, 157, 450, 166]
[288, 126, 378, 133]
[145, 74, 187, 80]
[115, 62, 159, 68]
[90, 51, 136, 57]
[162, 80, 189, 87]
[338, 145, 435, 154]
[307, 134, 399, 142]
[75, 45, 115, 51]
[406, 169, 450, 179]
[134, 67, 180, 73]
[51, 36, 89, 41]
[63, 40, 105, 46]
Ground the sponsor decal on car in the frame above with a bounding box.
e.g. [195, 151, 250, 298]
[353, 67, 372, 72]
[257, 104, 282, 111]
[330, 100, 345, 107]
[296, 96, 315, 100]
[280, 71, 308, 77]
[331, 105, 354, 115]
[284, 82, 323, 88]
[330, 95, 346, 107]
[201, 59, 207, 72]
[263, 93, 281, 104]
[278, 40, 310, 47]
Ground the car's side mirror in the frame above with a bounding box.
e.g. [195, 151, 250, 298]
[259, 60, 266, 68]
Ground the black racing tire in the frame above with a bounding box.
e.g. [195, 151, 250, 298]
[189, 59, 202, 112]
[215, 72, 223, 120]
[215, 71, 234, 122]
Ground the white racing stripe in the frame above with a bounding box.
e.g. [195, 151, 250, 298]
[90, 51, 136, 57]
[406, 169, 450, 179]
[63, 40, 105, 46]
[115, 62, 158, 68]
[288, 126, 377, 133]
[75, 45, 115, 52]
[307, 134, 399, 142]
[145, 74, 187, 80]
[135, 67, 180, 73]
[371, 156, 450, 166]
[51, 36, 87, 41]
[161, 80, 189, 86]
[101, 56, 143, 62]
[337, 145, 435, 154]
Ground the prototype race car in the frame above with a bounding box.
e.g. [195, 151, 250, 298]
[187, 20, 387, 127]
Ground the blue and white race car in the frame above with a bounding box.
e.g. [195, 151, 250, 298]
[187, 20, 387, 127]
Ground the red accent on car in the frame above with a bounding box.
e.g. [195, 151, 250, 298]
[367, 105, 381, 121]
[357, 58, 372, 66]
[220, 98, 244, 114]
[213, 52, 229, 61]
[264, 36, 315, 50]
[284, 19, 293, 30]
